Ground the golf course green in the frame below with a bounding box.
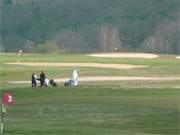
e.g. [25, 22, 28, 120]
[0, 53, 179, 135]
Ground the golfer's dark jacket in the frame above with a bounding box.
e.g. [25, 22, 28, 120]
[32, 75, 36, 81]
[40, 73, 45, 80]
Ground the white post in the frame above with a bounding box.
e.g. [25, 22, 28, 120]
[0, 102, 3, 135]
[0, 84, 4, 135]
[0, 122, 3, 135]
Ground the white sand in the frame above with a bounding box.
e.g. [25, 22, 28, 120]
[5, 62, 148, 69]
[176, 56, 180, 59]
[87, 53, 159, 59]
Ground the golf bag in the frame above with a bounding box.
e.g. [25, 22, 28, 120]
[64, 80, 73, 87]
[49, 79, 58, 87]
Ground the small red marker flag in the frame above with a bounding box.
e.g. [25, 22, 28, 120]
[2, 92, 16, 105]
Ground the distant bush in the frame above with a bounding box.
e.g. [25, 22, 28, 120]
[140, 20, 179, 54]
[54, 30, 89, 53]
[22, 40, 37, 53]
[37, 41, 61, 54]
[0, 44, 5, 52]
[140, 37, 170, 54]
[23, 40, 61, 54]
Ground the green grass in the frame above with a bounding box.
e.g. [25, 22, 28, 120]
[0, 53, 180, 88]
[0, 53, 180, 135]
[1, 86, 180, 135]
[1, 53, 180, 66]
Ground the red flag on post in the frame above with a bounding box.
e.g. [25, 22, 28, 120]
[1, 92, 16, 134]
[2, 92, 16, 105]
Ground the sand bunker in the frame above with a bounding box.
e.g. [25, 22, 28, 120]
[176, 56, 180, 59]
[5, 62, 148, 69]
[87, 53, 159, 59]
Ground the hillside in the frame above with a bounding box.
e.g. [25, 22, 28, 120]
[1, 0, 179, 54]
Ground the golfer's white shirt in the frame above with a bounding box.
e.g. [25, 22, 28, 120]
[45, 79, 49, 86]
[71, 70, 78, 86]
[34, 75, 37, 79]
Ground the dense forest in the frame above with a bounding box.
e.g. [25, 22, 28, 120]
[1, 0, 179, 54]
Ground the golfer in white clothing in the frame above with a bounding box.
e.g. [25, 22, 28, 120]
[71, 70, 79, 86]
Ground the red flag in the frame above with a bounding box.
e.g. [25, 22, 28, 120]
[2, 92, 16, 105]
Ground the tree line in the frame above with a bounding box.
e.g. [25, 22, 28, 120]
[1, 0, 179, 54]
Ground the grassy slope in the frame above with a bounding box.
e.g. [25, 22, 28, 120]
[2, 86, 180, 135]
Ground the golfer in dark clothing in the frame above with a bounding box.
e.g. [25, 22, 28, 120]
[40, 70, 46, 87]
[32, 72, 37, 87]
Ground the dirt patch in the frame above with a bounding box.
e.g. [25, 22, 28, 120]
[7, 76, 180, 84]
[87, 53, 159, 59]
[5, 62, 148, 69]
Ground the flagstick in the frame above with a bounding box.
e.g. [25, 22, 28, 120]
[0, 90, 4, 135]
[0, 102, 3, 135]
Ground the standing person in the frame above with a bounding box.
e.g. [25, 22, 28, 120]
[64, 69, 79, 87]
[40, 70, 46, 87]
[71, 69, 79, 86]
[18, 49, 23, 57]
[17, 49, 23, 63]
[31, 72, 37, 87]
